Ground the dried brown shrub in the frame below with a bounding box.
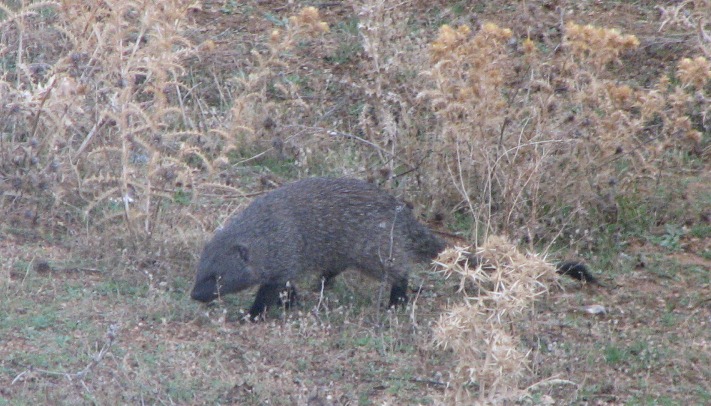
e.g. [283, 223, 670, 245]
[433, 236, 558, 403]
[417, 20, 710, 245]
[0, 3, 334, 261]
[0, 0, 214, 264]
[223, 5, 332, 170]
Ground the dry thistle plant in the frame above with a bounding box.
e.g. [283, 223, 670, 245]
[433, 236, 558, 403]
[223, 6, 330, 168]
[0, 2, 335, 266]
[0, 0, 211, 260]
[343, 0, 433, 187]
[559, 22, 709, 183]
[418, 20, 710, 246]
[658, 0, 711, 57]
[418, 22, 524, 243]
[563, 22, 640, 72]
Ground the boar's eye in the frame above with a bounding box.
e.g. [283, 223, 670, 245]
[232, 243, 249, 262]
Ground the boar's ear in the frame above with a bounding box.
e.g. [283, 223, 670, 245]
[232, 243, 249, 262]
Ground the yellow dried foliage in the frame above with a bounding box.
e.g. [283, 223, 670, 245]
[677, 56, 711, 89]
[431, 24, 471, 62]
[564, 22, 639, 70]
[418, 18, 708, 243]
[288, 6, 329, 35]
[522, 37, 536, 55]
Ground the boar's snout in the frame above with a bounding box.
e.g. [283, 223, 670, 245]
[191, 276, 218, 302]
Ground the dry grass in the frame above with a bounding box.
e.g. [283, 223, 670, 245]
[1, 0, 710, 404]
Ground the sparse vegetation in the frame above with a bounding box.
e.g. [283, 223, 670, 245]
[1, 0, 710, 404]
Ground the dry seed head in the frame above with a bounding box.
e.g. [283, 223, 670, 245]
[677, 56, 711, 89]
[639, 90, 665, 120]
[686, 130, 703, 145]
[480, 22, 512, 41]
[214, 156, 229, 168]
[197, 39, 216, 52]
[669, 86, 691, 114]
[455, 87, 476, 101]
[57, 76, 83, 97]
[673, 116, 693, 133]
[564, 22, 639, 67]
[657, 74, 671, 92]
[299, 6, 319, 24]
[289, 6, 329, 34]
[522, 37, 536, 55]
[620, 33, 640, 48]
[607, 83, 635, 109]
[430, 24, 471, 62]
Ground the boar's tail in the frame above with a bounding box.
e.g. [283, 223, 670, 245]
[556, 261, 600, 285]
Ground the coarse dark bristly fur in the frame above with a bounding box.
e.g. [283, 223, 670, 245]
[190, 177, 599, 319]
[191, 177, 445, 319]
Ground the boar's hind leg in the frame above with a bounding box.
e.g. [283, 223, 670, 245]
[388, 275, 408, 308]
[248, 282, 297, 319]
[319, 269, 342, 289]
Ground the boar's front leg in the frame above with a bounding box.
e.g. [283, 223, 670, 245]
[388, 275, 408, 308]
[248, 282, 297, 319]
